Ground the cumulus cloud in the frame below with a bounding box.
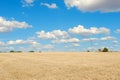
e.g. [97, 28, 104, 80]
[72, 43, 80, 47]
[64, 0, 120, 12]
[81, 36, 116, 42]
[21, 0, 34, 7]
[101, 36, 116, 41]
[41, 3, 58, 9]
[0, 39, 40, 51]
[36, 25, 112, 45]
[82, 38, 98, 42]
[36, 30, 70, 39]
[36, 30, 55, 39]
[7, 39, 38, 45]
[52, 38, 80, 43]
[69, 25, 110, 37]
[0, 17, 31, 33]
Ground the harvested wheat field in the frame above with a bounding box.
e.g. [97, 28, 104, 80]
[0, 52, 120, 80]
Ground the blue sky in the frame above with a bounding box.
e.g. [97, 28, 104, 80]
[0, 0, 120, 52]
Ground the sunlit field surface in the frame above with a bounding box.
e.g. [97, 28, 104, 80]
[0, 52, 120, 80]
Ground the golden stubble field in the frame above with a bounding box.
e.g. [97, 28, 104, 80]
[0, 52, 120, 80]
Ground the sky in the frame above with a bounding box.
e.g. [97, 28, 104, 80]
[0, 0, 120, 52]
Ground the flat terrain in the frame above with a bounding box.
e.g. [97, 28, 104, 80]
[0, 52, 120, 80]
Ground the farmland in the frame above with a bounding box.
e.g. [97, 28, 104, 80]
[0, 52, 120, 80]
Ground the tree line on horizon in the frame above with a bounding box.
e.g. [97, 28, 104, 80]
[0, 47, 110, 53]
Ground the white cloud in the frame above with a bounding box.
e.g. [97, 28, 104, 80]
[81, 36, 116, 42]
[101, 36, 116, 41]
[82, 38, 98, 42]
[7, 39, 38, 45]
[36, 30, 69, 39]
[64, 0, 120, 12]
[22, 0, 34, 7]
[0, 39, 40, 51]
[52, 38, 80, 43]
[115, 29, 120, 33]
[41, 3, 58, 9]
[36, 30, 56, 39]
[52, 30, 70, 38]
[69, 25, 110, 37]
[72, 43, 80, 47]
[0, 17, 31, 33]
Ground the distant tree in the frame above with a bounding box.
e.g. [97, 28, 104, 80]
[29, 51, 34, 53]
[87, 50, 90, 52]
[102, 47, 109, 52]
[10, 50, 15, 53]
[39, 51, 42, 53]
[16, 51, 22, 53]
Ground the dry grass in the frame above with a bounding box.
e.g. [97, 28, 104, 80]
[0, 52, 120, 80]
